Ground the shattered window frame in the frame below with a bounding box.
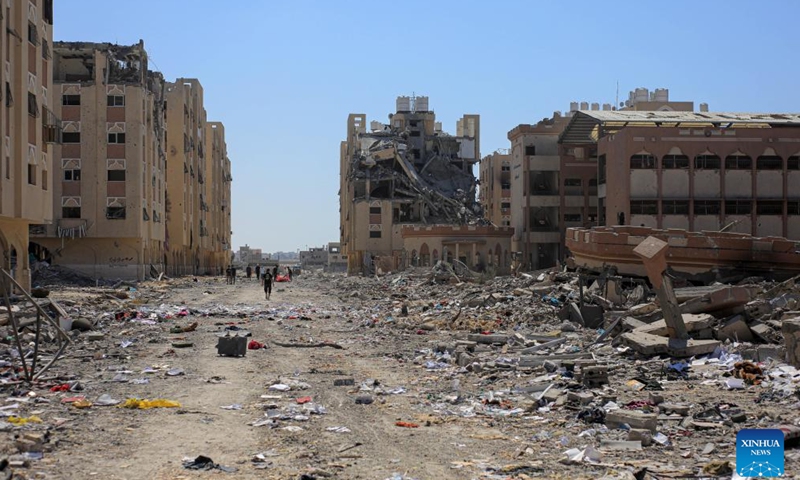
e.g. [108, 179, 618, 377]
[788, 156, 800, 170]
[27, 164, 36, 186]
[62, 132, 81, 144]
[27, 92, 39, 118]
[369, 231, 381, 238]
[105, 206, 126, 220]
[61, 206, 81, 219]
[62, 94, 81, 106]
[564, 213, 582, 222]
[107, 169, 126, 182]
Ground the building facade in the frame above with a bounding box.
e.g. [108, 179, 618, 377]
[204, 121, 231, 274]
[0, 0, 56, 290]
[505, 88, 701, 271]
[402, 224, 514, 275]
[31, 41, 166, 280]
[340, 96, 482, 274]
[560, 111, 800, 239]
[165, 78, 207, 276]
[478, 151, 511, 227]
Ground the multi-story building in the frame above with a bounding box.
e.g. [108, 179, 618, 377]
[508, 88, 700, 271]
[560, 111, 800, 239]
[204, 121, 231, 274]
[478, 151, 511, 227]
[299, 246, 327, 269]
[165, 78, 206, 275]
[0, 0, 56, 290]
[340, 96, 486, 274]
[33, 41, 166, 281]
[326, 242, 347, 272]
[236, 244, 262, 266]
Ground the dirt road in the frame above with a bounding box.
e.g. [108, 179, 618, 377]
[34, 274, 512, 480]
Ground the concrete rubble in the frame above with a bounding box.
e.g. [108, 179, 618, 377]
[0, 260, 799, 478]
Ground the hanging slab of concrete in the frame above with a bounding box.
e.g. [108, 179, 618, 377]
[622, 331, 719, 357]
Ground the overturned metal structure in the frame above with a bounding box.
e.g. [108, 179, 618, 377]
[1, 270, 71, 382]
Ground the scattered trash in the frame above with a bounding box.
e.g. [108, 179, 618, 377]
[120, 398, 181, 409]
[182, 455, 237, 473]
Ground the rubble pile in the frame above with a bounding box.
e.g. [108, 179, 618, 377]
[0, 261, 799, 478]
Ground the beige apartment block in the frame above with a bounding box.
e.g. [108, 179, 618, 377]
[560, 111, 800, 239]
[165, 78, 206, 276]
[340, 96, 484, 274]
[204, 121, 231, 273]
[0, 0, 56, 290]
[32, 41, 166, 281]
[478, 151, 511, 227]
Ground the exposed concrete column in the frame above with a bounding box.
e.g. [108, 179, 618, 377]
[471, 243, 477, 268]
[454, 244, 460, 264]
[633, 236, 688, 340]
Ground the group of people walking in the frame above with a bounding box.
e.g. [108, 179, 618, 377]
[228, 264, 295, 300]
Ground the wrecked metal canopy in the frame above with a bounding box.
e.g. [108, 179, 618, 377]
[559, 110, 800, 145]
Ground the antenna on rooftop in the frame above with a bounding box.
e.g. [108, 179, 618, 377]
[615, 81, 619, 111]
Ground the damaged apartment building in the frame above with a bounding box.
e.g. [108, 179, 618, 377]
[340, 96, 513, 275]
[31, 41, 168, 280]
[30, 43, 232, 280]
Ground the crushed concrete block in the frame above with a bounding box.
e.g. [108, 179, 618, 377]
[749, 323, 775, 342]
[457, 352, 474, 367]
[622, 330, 719, 357]
[623, 317, 648, 331]
[635, 313, 714, 337]
[628, 429, 653, 446]
[541, 388, 563, 403]
[756, 345, 785, 362]
[629, 303, 658, 316]
[86, 332, 105, 341]
[648, 392, 665, 405]
[567, 391, 594, 405]
[605, 410, 658, 432]
[716, 315, 754, 342]
[467, 334, 508, 344]
[782, 318, 800, 367]
[658, 403, 690, 416]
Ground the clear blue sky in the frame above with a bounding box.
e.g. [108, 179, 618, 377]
[55, 1, 800, 253]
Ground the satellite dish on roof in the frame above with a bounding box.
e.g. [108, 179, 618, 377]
[619, 102, 624, 108]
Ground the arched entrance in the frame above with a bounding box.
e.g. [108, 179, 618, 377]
[419, 243, 430, 267]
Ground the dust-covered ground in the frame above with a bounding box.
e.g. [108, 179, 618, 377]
[2, 270, 799, 479]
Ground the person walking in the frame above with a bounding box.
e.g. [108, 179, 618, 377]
[272, 265, 278, 282]
[246, 265, 252, 280]
[263, 272, 273, 300]
[255, 265, 261, 284]
[230, 265, 237, 285]
[287, 266, 293, 282]
[225, 265, 232, 285]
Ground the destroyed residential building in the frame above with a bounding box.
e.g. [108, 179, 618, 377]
[478, 150, 511, 227]
[340, 96, 512, 274]
[505, 88, 701, 272]
[0, 0, 57, 291]
[32, 41, 167, 281]
[28, 43, 232, 281]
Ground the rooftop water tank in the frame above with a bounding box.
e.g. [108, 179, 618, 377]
[654, 88, 669, 102]
[591, 103, 599, 111]
[580, 101, 589, 110]
[396, 96, 411, 112]
[569, 102, 579, 112]
[415, 96, 429, 112]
